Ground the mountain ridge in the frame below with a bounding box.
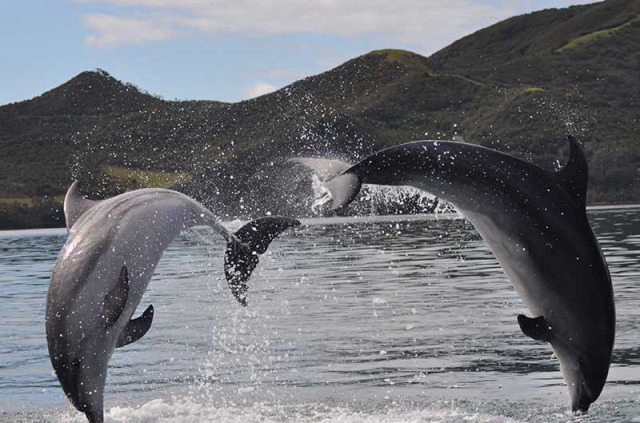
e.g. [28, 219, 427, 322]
[1, 0, 638, 229]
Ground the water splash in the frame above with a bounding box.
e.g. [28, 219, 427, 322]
[309, 173, 453, 216]
[360, 184, 452, 215]
[310, 174, 332, 213]
[51, 397, 529, 423]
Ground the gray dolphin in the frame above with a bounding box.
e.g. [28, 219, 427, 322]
[292, 137, 614, 413]
[47, 183, 299, 422]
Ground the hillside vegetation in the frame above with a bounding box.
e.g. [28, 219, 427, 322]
[0, 0, 638, 228]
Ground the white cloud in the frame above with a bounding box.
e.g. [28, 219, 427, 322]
[74, 0, 514, 52]
[83, 14, 177, 47]
[263, 68, 308, 79]
[74, 0, 603, 52]
[244, 82, 278, 99]
[243, 68, 309, 79]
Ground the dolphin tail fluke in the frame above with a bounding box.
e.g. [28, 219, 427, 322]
[322, 172, 362, 212]
[290, 157, 362, 213]
[224, 217, 300, 306]
[289, 157, 352, 181]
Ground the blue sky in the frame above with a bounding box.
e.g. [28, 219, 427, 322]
[1, 0, 598, 106]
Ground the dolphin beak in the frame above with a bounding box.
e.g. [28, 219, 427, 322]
[571, 374, 592, 414]
[54, 358, 84, 410]
[85, 407, 105, 423]
[570, 357, 607, 414]
[53, 357, 105, 422]
[571, 377, 592, 414]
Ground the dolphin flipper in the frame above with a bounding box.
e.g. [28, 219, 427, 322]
[518, 314, 552, 342]
[116, 305, 154, 348]
[64, 181, 103, 230]
[101, 266, 130, 328]
[224, 217, 300, 306]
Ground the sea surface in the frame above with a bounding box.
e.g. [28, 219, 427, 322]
[1, 206, 639, 422]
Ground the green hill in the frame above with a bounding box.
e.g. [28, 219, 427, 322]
[1, 0, 638, 229]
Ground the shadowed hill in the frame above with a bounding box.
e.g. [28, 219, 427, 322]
[1, 0, 638, 228]
[430, 0, 640, 72]
[426, 0, 639, 204]
[3, 69, 164, 116]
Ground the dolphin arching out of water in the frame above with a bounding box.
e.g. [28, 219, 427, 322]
[292, 137, 614, 413]
[47, 183, 299, 423]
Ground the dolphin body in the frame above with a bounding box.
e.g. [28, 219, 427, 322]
[46, 183, 299, 423]
[292, 138, 614, 412]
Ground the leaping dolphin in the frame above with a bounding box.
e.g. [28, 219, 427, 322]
[291, 137, 614, 413]
[46, 182, 299, 423]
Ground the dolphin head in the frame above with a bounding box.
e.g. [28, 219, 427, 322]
[553, 340, 611, 413]
[46, 264, 130, 423]
[46, 302, 112, 423]
[49, 349, 107, 422]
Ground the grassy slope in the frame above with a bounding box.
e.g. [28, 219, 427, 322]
[557, 15, 640, 51]
[1, 0, 639, 228]
[102, 166, 191, 189]
[426, 0, 640, 202]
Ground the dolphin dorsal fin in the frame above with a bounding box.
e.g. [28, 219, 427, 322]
[517, 314, 552, 342]
[554, 136, 588, 209]
[102, 266, 130, 328]
[116, 304, 154, 348]
[64, 181, 102, 230]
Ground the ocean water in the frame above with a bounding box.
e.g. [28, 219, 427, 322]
[1, 206, 639, 422]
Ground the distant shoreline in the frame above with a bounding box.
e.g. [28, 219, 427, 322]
[2, 203, 638, 232]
